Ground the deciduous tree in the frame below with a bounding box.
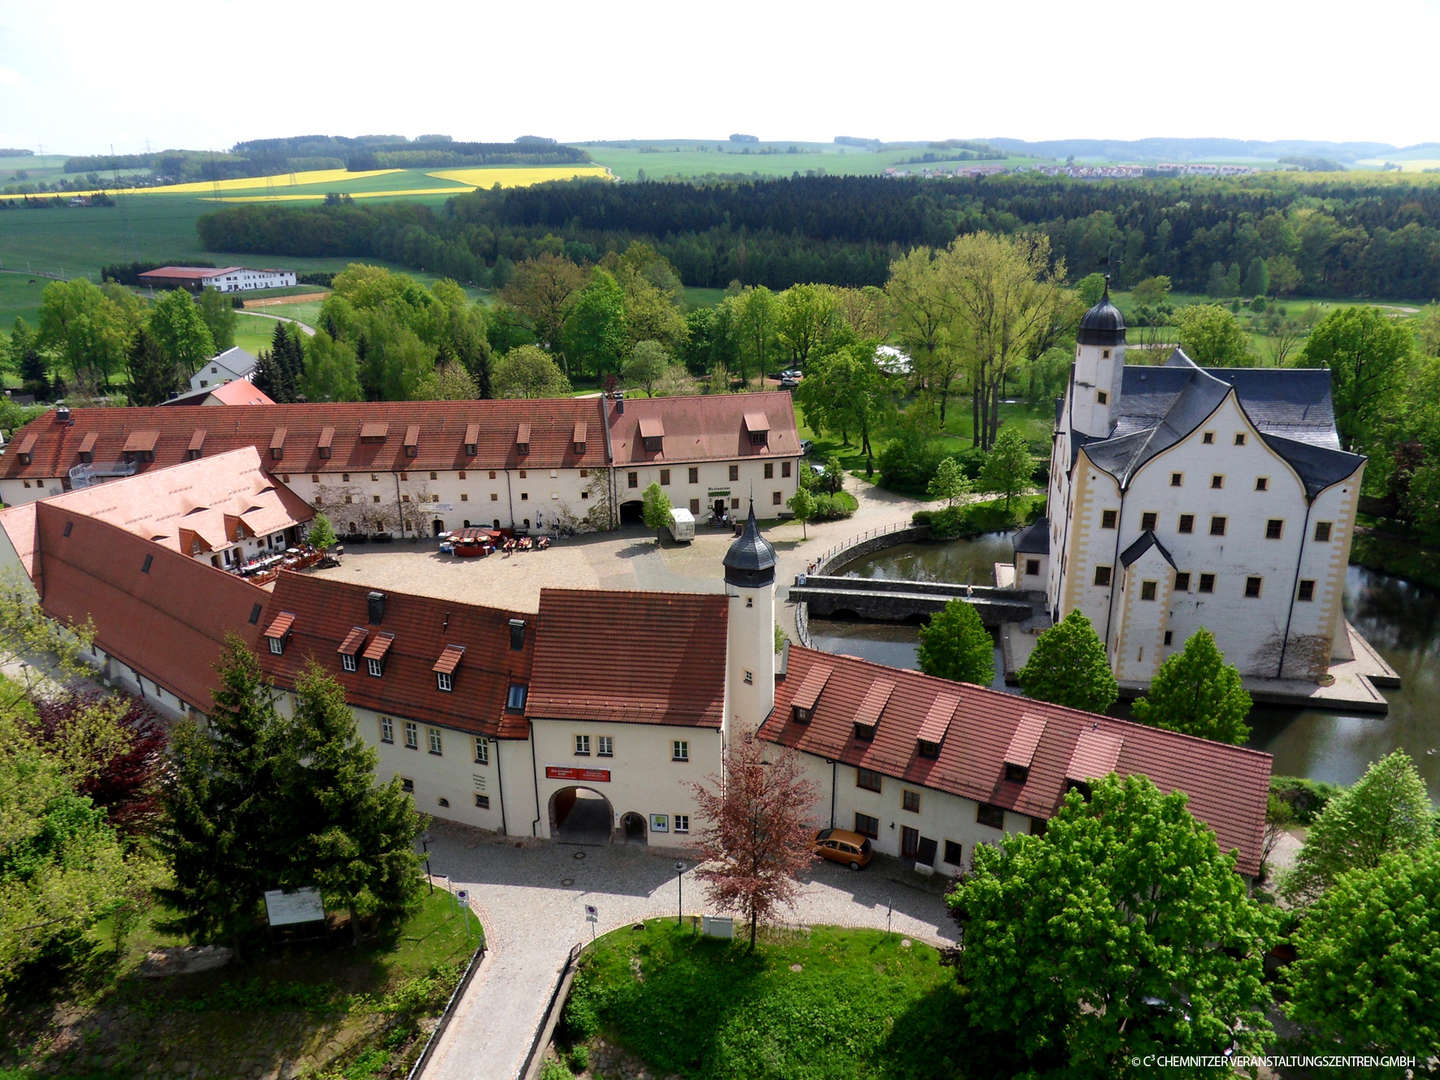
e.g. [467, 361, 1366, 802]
[1282, 749, 1434, 904]
[501, 253, 587, 357]
[917, 599, 994, 686]
[492, 344, 572, 398]
[776, 283, 838, 370]
[196, 287, 237, 352]
[307, 512, 337, 551]
[37, 277, 133, 390]
[622, 339, 670, 397]
[641, 481, 672, 543]
[947, 774, 1276, 1076]
[1017, 610, 1117, 713]
[1175, 304, 1251, 367]
[1300, 305, 1412, 451]
[562, 269, 628, 378]
[885, 247, 961, 422]
[148, 289, 215, 378]
[298, 330, 360, 402]
[690, 740, 819, 951]
[1130, 628, 1251, 744]
[977, 427, 1034, 513]
[787, 487, 815, 539]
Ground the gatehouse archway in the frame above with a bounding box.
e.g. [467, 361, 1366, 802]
[620, 811, 647, 845]
[549, 786, 614, 845]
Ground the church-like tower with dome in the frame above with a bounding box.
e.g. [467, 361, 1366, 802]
[1014, 280, 1367, 685]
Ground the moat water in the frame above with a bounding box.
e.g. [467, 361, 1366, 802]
[808, 537, 1440, 800]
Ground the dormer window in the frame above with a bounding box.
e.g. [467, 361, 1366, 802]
[464, 423, 480, 457]
[264, 611, 295, 655]
[1066, 778, 1093, 800]
[436, 671, 452, 692]
[1004, 762, 1029, 783]
[78, 432, 96, 463]
[404, 424, 419, 459]
[363, 631, 394, 677]
[792, 705, 811, 724]
[318, 426, 334, 459]
[16, 432, 37, 465]
[432, 644, 463, 693]
[506, 683, 528, 711]
[367, 657, 383, 677]
[918, 690, 958, 758]
[1003, 713, 1045, 786]
[639, 416, 664, 453]
[573, 421, 587, 455]
[269, 427, 286, 460]
[743, 412, 769, 447]
[918, 739, 940, 759]
[516, 422, 530, 456]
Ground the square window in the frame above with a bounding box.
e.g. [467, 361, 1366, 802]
[1093, 565, 1112, 587]
[342, 653, 357, 673]
[428, 728, 443, 755]
[672, 740, 689, 762]
[902, 789, 920, 813]
[575, 734, 591, 755]
[1140, 511, 1157, 531]
[342, 473, 350, 481]
[1140, 580, 1157, 601]
[854, 812, 879, 839]
[380, 716, 393, 743]
[1266, 519, 1283, 540]
[489, 470, 497, 480]
[399, 472, 407, 481]
[1298, 579, 1316, 602]
[1170, 472, 1182, 487]
[598, 735, 613, 757]
[404, 721, 418, 749]
[372, 495, 381, 503]
[371, 473, 379, 482]
[1025, 558, 1039, 575]
[490, 493, 498, 501]
[729, 465, 739, 482]
[1100, 509, 1117, 529]
[1199, 573, 1215, 594]
[1245, 576, 1262, 598]
[674, 814, 690, 833]
[1314, 521, 1332, 542]
[459, 470, 467, 479]
[520, 492, 528, 501]
[1210, 516, 1227, 536]
[461, 493, 469, 502]
[1178, 514, 1194, 534]
[1256, 477, 1269, 492]
[977, 804, 1004, 829]
[1175, 571, 1191, 591]
[688, 467, 699, 483]
[474, 737, 489, 764]
[519, 470, 527, 479]
[475, 793, 490, 809]
[429, 471, 438, 480]
[943, 840, 963, 866]
[856, 768, 883, 792]
[1211, 475, 1224, 489]
[1096, 390, 1108, 405]
[1234, 432, 1246, 446]
[1202, 431, 1214, 445]
[437, 671, 453, 692]
[1004, 762, 1028, 782]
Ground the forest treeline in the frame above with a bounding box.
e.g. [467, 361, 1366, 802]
[198, 174, 1440, 298]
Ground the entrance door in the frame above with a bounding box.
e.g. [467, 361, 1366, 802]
[713, 499, 725, 521]
[620, 812, 647, 844]
[901, 826, 920, 859]
[915, 836, 938, 866]
[432, 519, 445, 536]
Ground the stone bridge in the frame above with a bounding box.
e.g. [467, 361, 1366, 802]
[789, 575, 1047, 627]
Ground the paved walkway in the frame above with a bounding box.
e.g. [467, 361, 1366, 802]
[419, 823, 954, 1080]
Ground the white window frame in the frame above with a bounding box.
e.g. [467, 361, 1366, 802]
[672, 740, 689, 762]
[380, 716, 393, 744]
[367, 657, 383, 677]
[342, 653, 357, 673]
[428, 728, 443, 756]
[674, 814, 690, 834]
[437, 671, 453, 692]
[268, 636, 283, 655]
[575, 734, 591, 756]
[474, 737, 489, 765]
[598, 735, 614, 757]
[404, 721, 418, 749]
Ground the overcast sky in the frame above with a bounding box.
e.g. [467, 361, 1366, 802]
[3, 0, 1437, 155]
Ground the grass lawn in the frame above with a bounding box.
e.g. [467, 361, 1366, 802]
[682, 285, 728, 309]
[233, 311, 285, 355]
[559, 920, 966, 1080]
[579, 141, 1041, 182]
[2, 888, 478, 1080]
[0, 271, 50, 330]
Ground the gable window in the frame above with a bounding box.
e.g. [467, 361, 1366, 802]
[1100, 509, 1117, 529]
[380, 717, 394, 744]
[1025, 558, 1039, 575]
[1140, 580, 1157, 601]
[1256, 477, 1269, 492]
[1298, 579, 1316, 602]
[598, 735, 614, 757]
[437, 671, 453, 692]
[902, 789, 920, 813]
[1170, 472, 1182, 487]
[574, 734, 590, 756]
[1202, 431, 1214, 445]
[1210, 516, 1227, 536]
[1178, 514, 1194, 534]
[977, 803, 1005, 829]
[1234, 432, 1246, 446]
[474, 737, 489, 764]
[428, 728, 443, 755]
[1174, 571, 1191, 591]
[854, 812, 880, 839]
[1266, 519, 1284, 540]
[1245, 576, 1263, 598]
[404, 721, 418, 749]
[1314, 521, 1332, 542]
[1140, 511, 1157, 531]
[1093, 565, 1112, 587]
[1199, 572, 1215, 593]
[672, 740, 689, 762]
[1210, 475, 1224, 489]
[856, 768, 883, 793]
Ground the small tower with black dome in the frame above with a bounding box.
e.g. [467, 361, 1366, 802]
[723, 501, 777, 736]
[1071, 277, 1127, 438]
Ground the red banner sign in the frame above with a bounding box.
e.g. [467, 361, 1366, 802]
[545, 766, 611, 783]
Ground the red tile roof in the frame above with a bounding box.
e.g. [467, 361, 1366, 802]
[2, 400, 611, 483]
[1004, 713, 1046, 768]
[791, 662, 833, 711]
[607, 392, 800, 465]
[263, 611, 295, 639]
[1068, 728, 1123, 780]
[257, 574, 534, 738]
[206, 379, 275, 407]
[918, 690, 961, 745]
[760, 646, 1272, 875]
[743, 412, 769, 432]
[853, 678, 895, 731]
[123, 430, 159, 453]
[432, 644, 465, 674]
[140, 266, 239, 279]
[32, 502, 264, 710]
[362, 632, 395, 661]
[528, 589, 728, 728]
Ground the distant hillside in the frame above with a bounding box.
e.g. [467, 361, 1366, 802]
[986, 137, 1395, 163]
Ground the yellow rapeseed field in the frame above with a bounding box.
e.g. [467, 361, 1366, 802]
[53, 169, 402, 199]
[427, 166, 611, 187]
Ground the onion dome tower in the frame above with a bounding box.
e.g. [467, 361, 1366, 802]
[1072, 276, 1128, 438]
[723, 502, 777, 736]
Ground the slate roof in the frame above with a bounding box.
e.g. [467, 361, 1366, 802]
[1074, 349, 1362, 496]
[257, 574, 535, 739]
[1012, 517, 1050, 555]
[1119, 529, 1176, 569]
[528, 589, 728, 728]
[723, 503, 777, 582]
[31, 502, 264, 711]
[608, 391, 801, 465]
[760, 646, 1271, 875]
[1077, 285, 1126, 346]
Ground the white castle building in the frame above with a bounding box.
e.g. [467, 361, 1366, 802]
[1014, 284, 1366, 684]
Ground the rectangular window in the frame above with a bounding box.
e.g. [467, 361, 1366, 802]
[1093, 565, 1112, 587]
[1199, 572, 1215, 593]
[943, 840, 963, 866]
[461, 493, 469, 502]
[404, 721, 418, 749]
[674, 814, 689, 834]
[782, 461, 791, 478]
[1174, 571, 1191, 591]
[507, 684, 527, 711]
[1100, 509, 1117, 529]
[474, 737, 489, 764]
[428, 728, 443, 755]
[856, 768, 883, 793]
[690, 498, 700, 514]
[660, 469, 670, 485]
[574, 734, 590, 756]
[1298, 579, 1316, 602]
[1210, 475, 1224, 489]
[764, 462, 774, 479]
[1170, 472, 1182, 487]
[1255, 477, 1269, 492]
[1314, 521, 1332, 542]
[367, 657, 383, 677]
[1178, 514, 1194, 534]
[1164, 630, 1174, 646]
[628, 472, 638, 489]
[854, 812, 880, 839]
[598, 735, 613, 757]
[1210, 516, 1227, 536]
[688, 467, 699, 483]
[729, 465, 739, 482]
[902, 789, 920, 813]
[772, 490, 782, 505]
[1025, 558, 1039, 575]
[1096, 390, 1108, 405]
[1245, 576, 1262, 598]
[1140, 580, 1157, 601]
[1234, 432, 1246, 446]
[1266, 519, 1284, 540]
[475, 794, 490, 809]
[1202, 431, 1214, 445]
[268, 636, 284, 655]
[901, 826, 920, 858]
[672, 740, 689, 762]
[977, 803, 1005, 829]
[342, 652, 357, 672]
[437, 671, 453, 692]
[490, 493, 498, 501]
[489, 470, 497, 480]
[380, 716, 394, 744]
[1140, 511, 1157, 532]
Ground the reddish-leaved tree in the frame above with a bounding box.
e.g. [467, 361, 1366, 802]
[689, 739, 820, 950]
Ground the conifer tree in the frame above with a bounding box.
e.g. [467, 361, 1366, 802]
[125, 327, 180, 406]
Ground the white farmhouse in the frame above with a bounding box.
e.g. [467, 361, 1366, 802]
[189, 347, 258, 392]
[139, 266, 297, 293]
[1021, 284, 1366, 683]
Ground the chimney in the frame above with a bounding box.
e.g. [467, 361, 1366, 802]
[55, 405, 71, 424]
[614, 391, 624, 415]
[508, 617, 526, 650]
[367, 591, 386, 624]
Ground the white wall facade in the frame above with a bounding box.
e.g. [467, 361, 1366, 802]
[204, 269, 297, 293]
[616, 459, 799, 521]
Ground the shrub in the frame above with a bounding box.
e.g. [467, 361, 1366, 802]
[568, 1045, 590, 1072]
[877, 434, 944, 495]
[810, 491, 858, 522]
[1269, 775, 1346, 825]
